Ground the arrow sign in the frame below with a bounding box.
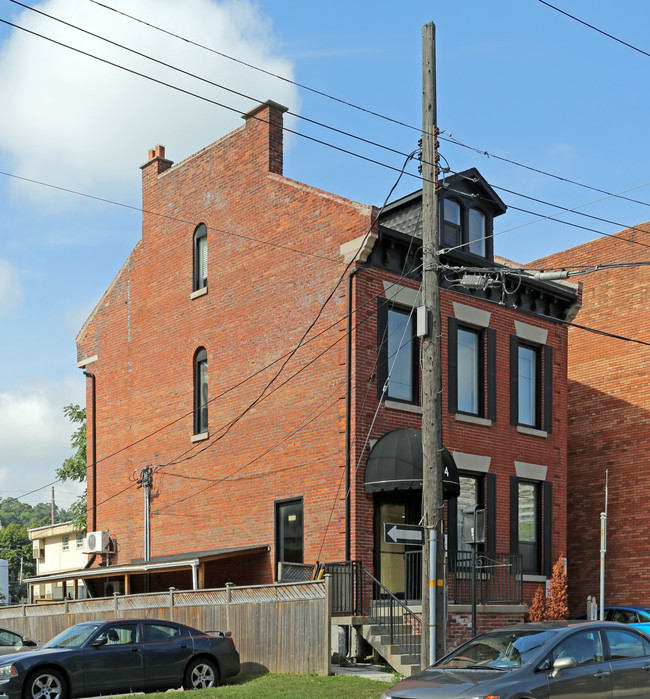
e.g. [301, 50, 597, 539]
[384, 523, 425, 546]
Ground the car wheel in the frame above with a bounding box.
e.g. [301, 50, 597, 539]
[183, 657, 218, 690]
[24, 668, 67, 699]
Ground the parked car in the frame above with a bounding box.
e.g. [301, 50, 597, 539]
[0, 627, 37, 655]
[381, 620, 650, 698]
[578, 604, 650, 632]
[0, 618, 240, 699]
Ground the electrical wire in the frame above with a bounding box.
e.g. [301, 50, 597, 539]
[538, 0, 650, 60]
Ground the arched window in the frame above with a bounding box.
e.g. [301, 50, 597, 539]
[193, 224, 207, 291]
[194, 348, 208, 434]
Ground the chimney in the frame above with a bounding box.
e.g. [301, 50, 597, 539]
[242, 100, 288, 175]
[140, 144, 173, 175]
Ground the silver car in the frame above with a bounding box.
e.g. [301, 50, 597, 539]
[381, 620, 650, 698]
[0, 627, 36, 655]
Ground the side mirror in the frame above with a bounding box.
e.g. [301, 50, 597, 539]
[551, 656, 577, 678]
[23, 640, 37, 647]
[92, 636, 108, 648]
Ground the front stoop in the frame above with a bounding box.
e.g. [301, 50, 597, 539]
[357, 622, 421, 677]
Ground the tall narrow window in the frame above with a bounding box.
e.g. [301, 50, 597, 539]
[193, 224, 208, 291]
[468, 209, 486, 257]
[518, 344, 538, 426]
[194, 348, 208, 434]
[385, 306, 418, 403]
[275, 499, 304, 579]
[442, 199, 461, 248]
[457, 327, 481, 414]
[517, 481, 539, 574]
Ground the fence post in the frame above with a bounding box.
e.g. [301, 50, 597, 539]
[113, 592, 119, 616]
[168, 587, 176, 620]
[323, 575, 332, 676]
[225, 582, 235, 631]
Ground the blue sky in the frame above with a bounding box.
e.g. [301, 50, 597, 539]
[0, 0, 648, 507]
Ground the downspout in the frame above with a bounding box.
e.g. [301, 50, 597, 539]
[345, 263, 370, 561]
[83, 371, 97, 569]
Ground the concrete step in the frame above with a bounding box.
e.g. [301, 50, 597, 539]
[358, 622, 421, 677]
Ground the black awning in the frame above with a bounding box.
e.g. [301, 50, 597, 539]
[364, 428, 460, 498]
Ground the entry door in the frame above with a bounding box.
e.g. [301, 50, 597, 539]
[374, 494, 421, 598]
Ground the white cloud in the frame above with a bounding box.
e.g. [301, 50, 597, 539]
[0, 259, 23, 317]
[0, 376, 86, 501]
[0, 0, 299, 208]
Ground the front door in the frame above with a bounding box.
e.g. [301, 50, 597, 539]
[374, 493, 421, 598]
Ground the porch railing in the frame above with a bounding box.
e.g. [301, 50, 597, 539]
[405, 550, 523, 605]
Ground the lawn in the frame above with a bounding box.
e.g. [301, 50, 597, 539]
[145, 672, 393, 698]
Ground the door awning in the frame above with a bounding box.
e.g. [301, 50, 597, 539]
[364, 428, 460, 498]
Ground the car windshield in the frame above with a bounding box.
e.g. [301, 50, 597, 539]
[437, 628, 558, 670]
[43, 623, 103, 649]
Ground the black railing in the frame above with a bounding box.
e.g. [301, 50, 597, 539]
[360, 567, 422, 661]
[277, 560, 362, 615]
[405, 550, 523, 605]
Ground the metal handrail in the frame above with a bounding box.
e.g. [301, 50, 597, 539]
[360, 567, 421, 661]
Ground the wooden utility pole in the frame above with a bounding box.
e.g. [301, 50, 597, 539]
[421, 21, 445, 667]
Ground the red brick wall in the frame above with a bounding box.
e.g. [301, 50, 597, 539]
[78, 101, 571, 615]
[534, 224, 650, 614]
[78, 102, 374, 575]
[447, 609, 527, 650]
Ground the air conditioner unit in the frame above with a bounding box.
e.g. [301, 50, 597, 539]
[32, 540, 44, 559]
[85, 531, 111, 554]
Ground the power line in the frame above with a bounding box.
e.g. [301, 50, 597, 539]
[9, 0, 418, 166]
[538, 0, 650, 59]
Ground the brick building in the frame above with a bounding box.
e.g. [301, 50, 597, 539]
[533, 224, 650, 615]
[50, 101, 577, 638]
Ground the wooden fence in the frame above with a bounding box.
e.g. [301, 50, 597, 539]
[0, 579, 331, 675]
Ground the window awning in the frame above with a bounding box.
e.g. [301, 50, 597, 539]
[364, 428, 460, 498]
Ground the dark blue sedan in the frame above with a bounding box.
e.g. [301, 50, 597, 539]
[0, 618, 240, 699]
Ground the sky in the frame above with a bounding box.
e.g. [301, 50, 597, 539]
[0, 0, 649, 510]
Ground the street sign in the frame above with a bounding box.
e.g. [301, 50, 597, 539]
[384, 523, 425, 546]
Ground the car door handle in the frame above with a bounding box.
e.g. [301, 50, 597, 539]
[593, 671, 610, 679]
[180, 644, 189, 648]
[131, 647, 141, 652]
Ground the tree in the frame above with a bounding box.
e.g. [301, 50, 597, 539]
[546, 556, 568, 620]
[529, 585, 547, 622]
[0, 523, 33, 602]
[55, 404, 87, 530]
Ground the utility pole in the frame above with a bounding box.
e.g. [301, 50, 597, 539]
[137, 466, 153, 562]
[421, 21, 445, 666]
[51, 486, 55, 525]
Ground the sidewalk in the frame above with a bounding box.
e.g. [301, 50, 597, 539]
[330, 663, 396, 682]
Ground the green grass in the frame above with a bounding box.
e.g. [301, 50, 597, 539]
[143, 672, 393, 698]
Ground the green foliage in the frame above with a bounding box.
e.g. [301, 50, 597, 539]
[55, 404, 87, 530]
[0, 523, 33, 602]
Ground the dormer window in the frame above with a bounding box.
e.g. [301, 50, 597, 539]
[468, 208, 486, 256]
[440, 196, 493, 260]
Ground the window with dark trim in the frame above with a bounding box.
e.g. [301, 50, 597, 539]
[275, 498, 304, 579]
[440, 197, 493, 260]
[510, 477, 552, 576]
[509, 337, 553, 431]
[377, 301, 419, 404]
[448, 318, 496, 420]
[193, 223, 207, 291]
[193, 347, 208, 434]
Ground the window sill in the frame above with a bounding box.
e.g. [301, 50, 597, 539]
[522, 574, 547, 583]
[189, 287, 208, 300]
[516, 425, 548, 438]
[384, 400, 422, 415]
[455, 413, 492, 427]
[191, 432, 209, 442]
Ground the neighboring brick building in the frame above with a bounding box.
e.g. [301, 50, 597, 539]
[533, 224, 650, 615]
[39, 102, 577, 633]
